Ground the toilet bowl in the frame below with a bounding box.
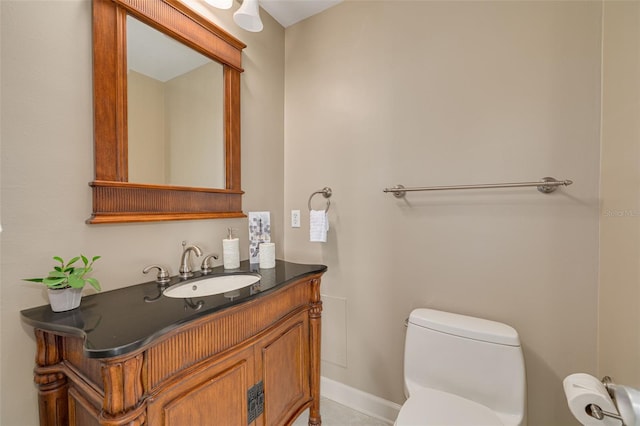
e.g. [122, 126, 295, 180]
[395, 309, 527, 426]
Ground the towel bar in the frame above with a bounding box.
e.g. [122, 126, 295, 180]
[383, 177, 572, 198]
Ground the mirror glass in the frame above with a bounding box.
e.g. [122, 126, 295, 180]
[126, 16, 225, 188]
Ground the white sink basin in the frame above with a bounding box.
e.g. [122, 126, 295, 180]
[163, 273, 261, 298]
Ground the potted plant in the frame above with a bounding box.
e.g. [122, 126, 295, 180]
[24, 255, 101, 312]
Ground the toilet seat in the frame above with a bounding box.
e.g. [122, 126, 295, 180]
[395, 388, 505, 426]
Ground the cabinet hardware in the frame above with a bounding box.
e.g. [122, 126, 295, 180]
[248, 381, 264, 423]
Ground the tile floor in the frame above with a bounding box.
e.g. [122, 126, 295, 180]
[292, 397, 392, 426]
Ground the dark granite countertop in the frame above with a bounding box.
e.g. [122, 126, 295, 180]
[21, 260, 327, 359]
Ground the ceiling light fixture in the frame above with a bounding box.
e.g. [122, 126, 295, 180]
[204, 0, 233, 9]
[204, 0, 263, 33]
[233, 0, 263, 32]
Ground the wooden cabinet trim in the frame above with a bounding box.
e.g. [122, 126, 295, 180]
[64, 337, 104, 392]
[146, 275, 316, 389]
[68, 386, 101, 426]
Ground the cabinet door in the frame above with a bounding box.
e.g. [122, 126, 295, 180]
[256, 313, 310, 426]
[147, 346, 255, 426]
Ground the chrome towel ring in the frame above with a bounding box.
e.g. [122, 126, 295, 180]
[308, 187, 332, 212]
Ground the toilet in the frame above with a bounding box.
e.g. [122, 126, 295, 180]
[395, 308, 527, 426]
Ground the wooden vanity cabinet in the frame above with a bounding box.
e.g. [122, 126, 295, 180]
[146, 312, 310, 426]
[31, 274, 323, 426]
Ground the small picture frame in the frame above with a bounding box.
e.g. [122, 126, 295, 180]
[248, 211, 271, 264]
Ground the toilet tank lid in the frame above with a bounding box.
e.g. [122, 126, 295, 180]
[409, 309, 521, 347]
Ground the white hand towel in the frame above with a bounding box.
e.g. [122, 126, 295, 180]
[310, 210, 329, 242]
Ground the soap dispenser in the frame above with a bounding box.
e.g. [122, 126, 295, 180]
[223, 228, 240, 269]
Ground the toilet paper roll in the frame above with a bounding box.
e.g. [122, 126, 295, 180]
[563, 373, 621, 426]
[223, 238, 240, 269]
[259, 243, 275, 269]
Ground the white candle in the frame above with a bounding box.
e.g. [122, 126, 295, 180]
[259, 243, 275, 269]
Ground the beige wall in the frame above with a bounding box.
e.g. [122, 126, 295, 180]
[0, 0, 3, 417]
[599, 1, 640, 387]
[0, 1, 284, 424]
[284, 2, 602, 425]
[129, 62, 226, 188]
[165, 62, 225, 188]
[3, 1, 638, 425]
[128, 70, 167, 184]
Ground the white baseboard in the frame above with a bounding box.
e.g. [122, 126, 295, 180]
[320, 376, 402, 425]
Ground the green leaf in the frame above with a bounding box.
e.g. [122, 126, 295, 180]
[48, 271, 67, 278]
[23, 278, 44, 283]
[67, 275, 84, 288]
[86, 278, 101, 292]
[81, 255, 89, 266]
[67, 256, 80, 266]
[53, 256, 64, 264]
[43, 277, 67, 287]
[92, 255, 101, 262]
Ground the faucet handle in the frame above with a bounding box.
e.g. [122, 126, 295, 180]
[201, 254, 219, 274]
[143, 264, 171, 284]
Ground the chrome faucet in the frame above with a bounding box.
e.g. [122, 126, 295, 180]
[179, 241, 202, 278]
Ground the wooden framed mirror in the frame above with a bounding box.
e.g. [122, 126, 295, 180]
[88, 0, 246, 224]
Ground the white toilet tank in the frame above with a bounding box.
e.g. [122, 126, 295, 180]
[404, 308, 526, 425]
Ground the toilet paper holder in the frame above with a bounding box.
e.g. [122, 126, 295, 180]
[587, 403, 621, 422]
[588, 376, 633, 424]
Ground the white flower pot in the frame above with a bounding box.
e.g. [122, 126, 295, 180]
[48, 287, 83, 312]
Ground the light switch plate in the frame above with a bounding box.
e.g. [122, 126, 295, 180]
[291, 210, 301, 228]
